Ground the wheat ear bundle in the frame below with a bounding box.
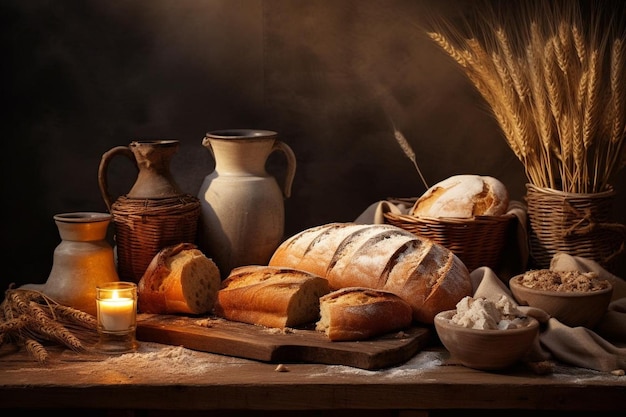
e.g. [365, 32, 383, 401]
[0, 286, 98, 363]
[425, 0, 626, 194]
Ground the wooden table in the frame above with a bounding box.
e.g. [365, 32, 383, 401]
[0, 340, 624, 416]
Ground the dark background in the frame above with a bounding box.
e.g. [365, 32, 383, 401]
[2, 0, 625, 292]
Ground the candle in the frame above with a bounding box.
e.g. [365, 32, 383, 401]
[96, 282, 137, 333]
[99, 290, 134, 331]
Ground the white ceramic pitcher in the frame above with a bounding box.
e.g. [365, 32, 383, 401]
[196, 129, 296, 278]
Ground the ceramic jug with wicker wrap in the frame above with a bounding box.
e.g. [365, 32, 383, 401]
[98, 140, 200, 283]
[197, 129, 296, 278]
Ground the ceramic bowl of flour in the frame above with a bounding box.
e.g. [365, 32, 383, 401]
[434, 307, 539, 371]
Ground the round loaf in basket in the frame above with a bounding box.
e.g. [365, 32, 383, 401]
[409, 174, 509, 218]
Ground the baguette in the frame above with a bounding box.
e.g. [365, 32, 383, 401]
[138, 243, 221, 315]
[316, 287, 413, 341]
[213, 265, 331, 328]
[269, 222, 472, 324]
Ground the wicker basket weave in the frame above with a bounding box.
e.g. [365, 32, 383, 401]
[525, 183, 625, 271]
[111, 194, 200, 283]
[383, 199, 515, 272]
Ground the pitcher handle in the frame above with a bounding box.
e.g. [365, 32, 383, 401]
[98, 146, 137, 211]
[271, 140, 297, 199]
[201, 136, 215, 160]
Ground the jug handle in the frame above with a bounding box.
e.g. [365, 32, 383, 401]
[201, 136, 215, 160]
[272, 140, 297, 199]
[98, 146, 137, 211]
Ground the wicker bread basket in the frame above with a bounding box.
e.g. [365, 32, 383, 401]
[383, 198, 515, 272]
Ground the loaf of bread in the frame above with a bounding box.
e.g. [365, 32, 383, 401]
[138, 243, 221, 315]
[316, 287, 413, 341]
[213, 265, 331, 328]
[268, 222, 472, 324]
[409, 174, 509, 218]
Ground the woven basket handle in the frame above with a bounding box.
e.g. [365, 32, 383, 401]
[98, 145, 138, 211]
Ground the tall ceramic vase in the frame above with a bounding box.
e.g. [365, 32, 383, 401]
[21, 212, 120, 315]
[98, 140, 200, 283]
[197, 129, 296, 278]
[525, 183, 625, 272]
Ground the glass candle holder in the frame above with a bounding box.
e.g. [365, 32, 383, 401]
[95, 281, 139, 353]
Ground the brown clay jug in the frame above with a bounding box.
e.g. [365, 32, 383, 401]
[197, 129, 296, 278]
[21, 212, 120, 315]
[99, 139, 183, 203]
[98, 140, 200, 283]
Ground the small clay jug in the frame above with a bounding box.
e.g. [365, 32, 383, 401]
[197, 129, 296, 277]
[21, 212, 120, 315]
[98, 140, 201, 283]
[99, 139, 183, 205]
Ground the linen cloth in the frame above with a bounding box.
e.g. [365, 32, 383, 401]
[355, 200, 626, 372]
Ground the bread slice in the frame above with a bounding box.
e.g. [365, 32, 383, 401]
[316, 287, 413, 341]
[138, 243, 222, 315]
[213, 265, 330, 328]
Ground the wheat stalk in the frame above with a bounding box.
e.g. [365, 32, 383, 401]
[425, 0, 626, 194]
[386, 113, 429, 189]
[392, 125, 429, 190]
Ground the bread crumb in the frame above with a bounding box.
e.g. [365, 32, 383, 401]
[275, 364, 289, 372]
[526, 360, 555, 375]
[195, 318, 221, 327]
[265, 327, 295, 334]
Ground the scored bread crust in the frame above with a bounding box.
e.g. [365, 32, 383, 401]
[213, 265, 331, 328]
[138, 243, 222, 315]
[409, 174, 509, 218]
[316, 287, 413, 341]
[269, 222, 472, 324]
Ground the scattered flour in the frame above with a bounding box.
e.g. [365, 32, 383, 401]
[96, 342, 246, 375]
[302, 350, 445, 378]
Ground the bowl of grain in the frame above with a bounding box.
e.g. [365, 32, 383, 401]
[434, 296, 540, 371]
[509, 270, 613, 328]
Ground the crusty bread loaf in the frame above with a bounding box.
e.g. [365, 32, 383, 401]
[138, 243, 221, 315]
[269, 222, 472, 324]
[316, 287, 413, 341]
[213, 265, 331, 328]
[409, 174, 509, 218]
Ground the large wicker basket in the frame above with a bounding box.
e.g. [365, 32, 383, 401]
[111, 194, 200, 283]
[383, 198, 515, 272]
[525, 183, 625, 272]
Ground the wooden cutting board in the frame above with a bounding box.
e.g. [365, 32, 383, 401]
[136, 314, 431, 370]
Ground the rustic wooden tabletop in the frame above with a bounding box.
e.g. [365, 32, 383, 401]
[1, 339, 624, 416]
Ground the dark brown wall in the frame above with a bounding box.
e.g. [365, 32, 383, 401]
[2, 0, 625, 290]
